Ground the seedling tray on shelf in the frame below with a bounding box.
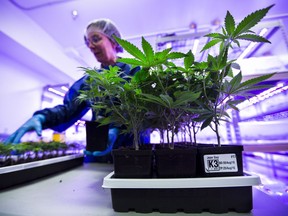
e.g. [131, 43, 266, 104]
[0, 154, 84, 190]
[102, 172, 261, 213]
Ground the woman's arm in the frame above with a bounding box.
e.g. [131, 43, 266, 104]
[34, 75, 91, 132]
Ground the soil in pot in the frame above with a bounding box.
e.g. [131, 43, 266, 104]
[112, 145, 153, 178]
[197, 144, 243, 177]
[154, 144, 197, 178]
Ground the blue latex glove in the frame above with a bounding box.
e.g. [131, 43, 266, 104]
[84, 128, 119, 157]
[4, 114, 46, 144]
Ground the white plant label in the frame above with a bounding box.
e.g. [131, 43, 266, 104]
[204, 154, 238, 173]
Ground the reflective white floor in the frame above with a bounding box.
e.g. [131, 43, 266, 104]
[0, 161, 288, 216]
[243, 152, 288, 206]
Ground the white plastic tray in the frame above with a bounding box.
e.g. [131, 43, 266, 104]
[0, 154, 84, 174]
[102, 172, 261, 189]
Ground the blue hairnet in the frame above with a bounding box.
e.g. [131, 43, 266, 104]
[85, 18, 123, 52]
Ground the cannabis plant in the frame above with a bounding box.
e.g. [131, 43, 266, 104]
[0, 142, 13, 164]
[78, 66, 149, 150]
[195, 4, 275, 146]
[114, 37, 201, 149]
[78, 4, 275, 150]
[118, 5, 276, 147]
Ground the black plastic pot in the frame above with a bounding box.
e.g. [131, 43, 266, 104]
[197, 144, 244, 177]
[154, 145, 197, 178]
[85, 121, 111, 163]
[112, 147, 153, 178]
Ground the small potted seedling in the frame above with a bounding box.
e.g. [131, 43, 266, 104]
[0, 141, 84, 189]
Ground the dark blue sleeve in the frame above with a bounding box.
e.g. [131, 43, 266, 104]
[33, 75, 91, 132]
[33, 64, 140, 134]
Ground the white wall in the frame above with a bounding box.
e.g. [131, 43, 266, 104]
[0, 53, 44, 134]
[0, 0, 84, 82]
[0, 0, 86, 139]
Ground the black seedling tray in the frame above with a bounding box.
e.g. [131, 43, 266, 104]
[103, 172, 260, 213]
[0, 154, 83, 190]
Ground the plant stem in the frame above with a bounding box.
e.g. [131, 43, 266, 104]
[192, 123, 197, 146]
[133, 126, 139, 150]
[214, 121, 221, 147]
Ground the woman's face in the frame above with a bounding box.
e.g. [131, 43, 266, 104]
[85, 31, 117, 66]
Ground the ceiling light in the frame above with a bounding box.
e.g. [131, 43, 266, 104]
[189, 22, 197, 30]
[211, 18, 221, 26]
[61, 86, 69, 91]
[48, 88, 65, 97]
[72, 10, 78, 19]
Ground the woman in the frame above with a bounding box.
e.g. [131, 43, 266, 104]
[5, 19, 143, 158]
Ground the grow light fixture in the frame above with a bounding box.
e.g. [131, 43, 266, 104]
[45, 84, 69, 97]
[48, 87, 65, 97]
[237, 82, 288, 109]
[192, 39, 199, 55]
[166, 42, 172, 49]
[189, 22, 197, 30]
[61, 85, 69, 92]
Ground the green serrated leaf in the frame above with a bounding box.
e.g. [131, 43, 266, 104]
[236, 34, 271, 43]
[233, 5, 274, 37]
[235, 84, 271, 94]
[201, 117, 213, 130]
[222, 27, 227, 35]
[239, 73, 275, 88]
[113, 36, 146, 61]
[227, 102, 240, 111]
[207, 54, 218, 70]
[194, 61, 208, 70]
[167, 52, 187, 59]
[219, 46, 228, 68]
[173, 91, 201, 107]
[229, 72, 242, 90]
[132, 68, 149, 82]
[117, 58, 145, 66]
[205, 33, 226, 40]
[141, 93, 167, 107]
[184, 50, 194, 69]
[141, 37, 154, 63]
[232, 39, 241, 47]
[225, 11, 235, 35]
[155, 48, 172, 61]
[201, 39, 222, 52]
[164, 61, 177, 68]
[160, 94, 173, 108]
[97, 116, 113, 126]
